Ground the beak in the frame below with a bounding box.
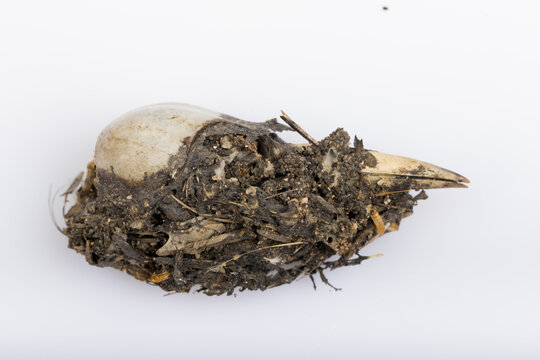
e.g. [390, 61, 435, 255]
[361, 151, 470, 191]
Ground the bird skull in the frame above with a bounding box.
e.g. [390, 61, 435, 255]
[63, 103, 468, 295]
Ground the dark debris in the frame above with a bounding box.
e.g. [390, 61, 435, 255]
[63, 121, 421, 295]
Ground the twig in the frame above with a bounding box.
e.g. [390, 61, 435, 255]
[169, 194, 238, 224]
[280, 110, 319, 146]
[318, 268, 341, 291]
[375, 189, 412, 197]
[207, 241, 306, 273]
[263, 188, 300, 200]
[169, 194, 201, 215]
[309, 274, 317, 291]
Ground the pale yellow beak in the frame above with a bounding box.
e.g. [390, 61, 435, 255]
[361, 151, 470, 190]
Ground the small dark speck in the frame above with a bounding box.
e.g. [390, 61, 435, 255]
[383, 6, 388, 11]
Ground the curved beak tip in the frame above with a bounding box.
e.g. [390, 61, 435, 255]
[362, 151, 470, 191]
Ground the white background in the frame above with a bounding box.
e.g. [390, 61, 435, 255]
[1, 1, 539, 359]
